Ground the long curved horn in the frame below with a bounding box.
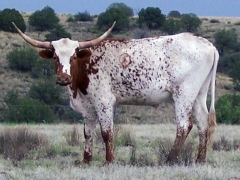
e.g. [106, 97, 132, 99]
[12, 22, 51, 49]
[79, 21, 116, 48]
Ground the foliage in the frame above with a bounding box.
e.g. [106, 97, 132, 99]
[180, 13, 202, 32]
[30, 59, 55, 78]
[214, 29, 238, 56]
[7, 47, 39, 72]
[210, 19, 220, 23]
[0, 127, 49, 161]
[167, 10, 181, 18]
[4, 96, 55, 124]
[0, 8, 26, 33]
[133, 28, 150, 39]
[74, 11, 93, 22]
[28, 6, 59, 31]
[217, 52, 240, 83]
[162, 18, 181, 35]
[28, 78, 64, 105]
[216, 94, 240, 124]
[137, 7, 166, 29]
[107, 3, 134, 17]
[45, 24, 71, 41]
[97, 6, 130, 31]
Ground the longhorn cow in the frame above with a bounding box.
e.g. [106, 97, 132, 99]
[12, 22, 218, 165]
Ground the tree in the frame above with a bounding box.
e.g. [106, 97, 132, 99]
[97, 6, 130, 32]
[216, 94, 240, 124]
[180, 13, 202, 32]
[74, 11, 93, 22]
[0, 8, 26, 32]
[168, 10, 181, 18]
[30, 59, 55, 78]
[162, 18, 181, 35]
[214, 29, 238, 56]
[107, 3, 134, 17]
[4, 89, 55, 123]
[137, 7, 166, 29]
[28, 79, 63, 105]
[28, 6, 59, 31]
[45, 24, 71, 41]
[7, 47, 39, 72]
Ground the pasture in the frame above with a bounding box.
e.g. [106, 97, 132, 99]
[0, 123, 239, 179]
[0, 14, 240, 180]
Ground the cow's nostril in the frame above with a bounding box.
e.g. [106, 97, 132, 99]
[56, 76, 71, 86]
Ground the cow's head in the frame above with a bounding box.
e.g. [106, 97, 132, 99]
[12, 22, 115, 86]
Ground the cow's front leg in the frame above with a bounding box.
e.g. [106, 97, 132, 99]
[82, 115, 97, 164]
[95, 96, 116, 165]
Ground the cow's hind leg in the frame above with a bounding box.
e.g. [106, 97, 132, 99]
[166, 100, 193, 165]
[193, 89, 216, 163]
[193, 96, 209, 163]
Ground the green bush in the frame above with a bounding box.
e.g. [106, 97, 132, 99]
[30, 59, 55, 78]
[28, 79, 63, 105]
[5, 97, 55, 123]
[137, 7, 166, 29]
[0, 8, 26, 33]
[97, 3, 132, 31]
[45, 24, 71, 41]
[162, 18, 181, 35]
[168, 10, 181, 18]
[7, 47, 39, 72]
[216, 94, 240, 124]
[180, 13, 202, 32]
[28, 6, 59, 31]
[210, 19, 220, 23]
[107, 3, 133, 17]
[74, 11, 93, 22]
[214, 29, 238, 56]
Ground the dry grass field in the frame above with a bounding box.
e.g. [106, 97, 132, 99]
[0, 14, 240, 179]
[0, 124, 239, 179]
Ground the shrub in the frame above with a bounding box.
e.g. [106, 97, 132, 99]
[28, 6, 59, 31]
[97, 6, 130, 32]
[210, 19, 220, 23]
[4, 97, 55, 123]
[180, 13, 202, 32]
[162, 18, 181, 35]
[7, 47, 39, 72]
[0, 127, 49, 161]
[216, 94, 240, 124]
[214, 29, 238, 56]
[45, 24, 71, 41]
[107, 3, 133, 17]
[28, 78, 64, 105]
[74, 11, 93, 22]
[0, 8, 26, 33]
[137, 7, 166, 29]
[168, 10, 181, 18]
[30, 59, 55, 78]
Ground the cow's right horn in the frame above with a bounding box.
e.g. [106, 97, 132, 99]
[12, 22, 51, 49]
[78, 21, 116, 49]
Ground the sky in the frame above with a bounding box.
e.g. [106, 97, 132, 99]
[0, 0, 240, 17]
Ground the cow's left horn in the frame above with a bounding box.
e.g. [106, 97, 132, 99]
[12, 22, 51, 49]
[78, 21, 116, 48]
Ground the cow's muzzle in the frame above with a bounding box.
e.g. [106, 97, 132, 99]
[56, 74, 72, 86]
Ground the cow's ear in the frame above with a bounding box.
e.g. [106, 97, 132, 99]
[76, 48, 92, 60]
[39, 49, 54, 59]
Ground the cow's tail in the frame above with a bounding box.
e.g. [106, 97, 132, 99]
[207, 48, 219, 146]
